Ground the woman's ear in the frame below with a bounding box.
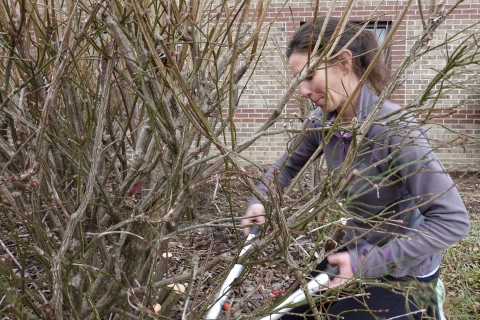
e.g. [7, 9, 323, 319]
[337, 50, 353, 76]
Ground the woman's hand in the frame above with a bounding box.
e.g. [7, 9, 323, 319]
[327, 251, 354, 287]
[241, 203, 265, 237]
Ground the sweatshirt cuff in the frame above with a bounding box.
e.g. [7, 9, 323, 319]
[248, 195, 262, 206]
[348, 245, 393, 278]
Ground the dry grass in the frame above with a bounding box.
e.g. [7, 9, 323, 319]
[443, 173, 480, 319]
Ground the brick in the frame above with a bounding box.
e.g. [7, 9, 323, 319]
[230, 1, 480, 167]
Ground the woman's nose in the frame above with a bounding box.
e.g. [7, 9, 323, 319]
[298, 82, 311, 97]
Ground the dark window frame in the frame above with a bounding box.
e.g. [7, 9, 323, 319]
[364, 20, 391, 67]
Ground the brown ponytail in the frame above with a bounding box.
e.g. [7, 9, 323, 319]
[286, 17, 390, 94]
[356, 28, 390, 93]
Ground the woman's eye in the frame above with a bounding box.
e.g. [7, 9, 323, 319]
[305, 72, 315, 81]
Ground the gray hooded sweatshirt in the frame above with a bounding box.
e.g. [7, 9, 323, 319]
[250, 83, 470, 278]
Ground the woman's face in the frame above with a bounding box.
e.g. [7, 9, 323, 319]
[288, 52, 359, 117]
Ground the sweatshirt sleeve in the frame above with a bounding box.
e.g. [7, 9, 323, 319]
[249, 116, 324, 206]
[351, 128, 470, 278]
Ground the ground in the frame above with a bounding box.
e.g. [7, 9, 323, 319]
[0, 173, 478, 319]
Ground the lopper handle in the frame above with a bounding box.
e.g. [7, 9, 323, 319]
[204, 226, 261, 319]
[259, 266, 339, 320]
[323, 266, 339, 279]
[250, 225, 261, 235]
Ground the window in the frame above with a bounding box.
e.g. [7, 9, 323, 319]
[366, 21, 390, 46]
[365, 20, 391, 67]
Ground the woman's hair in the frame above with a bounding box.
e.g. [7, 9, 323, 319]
[286, 17, 390, 94]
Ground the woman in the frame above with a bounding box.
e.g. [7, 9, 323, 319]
[242, 17, 470, 319]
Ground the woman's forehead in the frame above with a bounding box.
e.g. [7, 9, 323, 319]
[287, 52, 330, 76]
